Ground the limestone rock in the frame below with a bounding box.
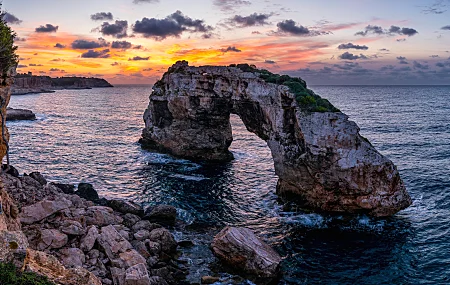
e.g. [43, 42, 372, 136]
[143, 205, 177, 226]
[211, 227, 281, 277]
[86, 206, 122, 226]
[132, 220, 161, 233]
[25, 248, 102, 285]
[61, 219, 85, 235]
[97, 225, 133, 261]
[28, 172, 47, 186]
[141, 61, 412, 217]
[0, 230, 29, 267]
[108, 199, 144, 216]
[59, 247, 86, 268]
[125, 263, 152, 285]
[38, 229, 68, 250]
[51, 182, 75, 194]
[20, 196, 72, 224]
[80, 225, 99, 252]
[148, 228, 177, 254]
[76, 183, 99, 202]
[0, 187, 21, 231]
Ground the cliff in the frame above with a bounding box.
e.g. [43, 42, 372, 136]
[11, 75, 113, 95]
[141, 61, 412, 217]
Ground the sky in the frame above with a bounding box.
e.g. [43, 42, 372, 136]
[2, 0, 450, 85]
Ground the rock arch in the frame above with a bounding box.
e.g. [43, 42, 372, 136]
[141, 61, 411, 217]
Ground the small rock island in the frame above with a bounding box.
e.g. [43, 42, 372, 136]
[141, 61, 412, 217]
[12, 73, 113, 95]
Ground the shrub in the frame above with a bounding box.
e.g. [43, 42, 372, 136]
[0, 4, 18, 85]
[235, 63, 340, 113]
[0, 263, 54, 285]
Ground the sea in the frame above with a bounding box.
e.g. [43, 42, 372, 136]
[6, 85, 450, 284]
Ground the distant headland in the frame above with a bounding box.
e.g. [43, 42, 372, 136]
[12, 72, 113, 95]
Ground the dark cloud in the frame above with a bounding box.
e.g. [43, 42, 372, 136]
[17, 65, 27, 68]
[132, 11, 213, 40]
[133, 0, 159, 4]
[35, 24, 59, 33]
[379, 48, 389, 51]
[265, 60, 276, 64]
[111, 40, 133, 49]
[133, 45, 143, 49]
[14, 37, 26, 42]
[442, 25, 450, 30]
[91, 12, 114, 21]
[129, 56, 150, 61]
[29, 64, 43, 66]
[71, 38, 109, 49]
[430, 55, 439, 58]
[143, 68, 153, 71]
[111, 62, 120, 66]
[50, 68, 61, 71]
[277, 20, 310, 35]
[213, 0, 251, 12]
[2, 12, 22, 25]
[397, 38, 406, 42]
[355, 25, 418, 37]
[54, 43, 66, 49]
[98, 20, 128, 38]
[334, 62, 359, 70]
[339, 52, 368, 60]
[81, 49, 110, 58]
[413, 61, 429, 70]
[50, 58, 64, 62]
[422, 1, 448, 14]
[228, 13, 272, 27]
[397, 56, 409, 64]
[436, 61, 450, 68]
[338, 43, 368, 50]
[220, 46, 241, 52]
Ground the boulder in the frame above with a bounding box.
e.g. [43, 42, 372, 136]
[80, 225, 99, 252]
[132, 220, 161, 233]
[60, 220, 85, 236]
[51, 182, 75, 194]
[201, 276, 220, 284]
[86, 206, 122, 226]
[123, 213, 141, 228]
[0, 230, 29, 268]
[124, 263, 152, 285]
[211, 227, 281, 277]
[143, 205, 177, 226]
[148, 228, 177, 254]
[6, 107, 36, 121]
[20, 196, 72, 224]
[76, 183, 99, 202]
[108, 199, 144, 216]
[2, 164, 20, 177]
[28, 172, 47, 186]
[97, 225, 133, 261]
[134, 229, 151, 241]
[38, 229, 68, 250]
[59, 248, 86, 268]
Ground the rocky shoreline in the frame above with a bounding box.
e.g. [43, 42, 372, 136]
[6, 108, 36, 121]
[0, 167, 282, 285]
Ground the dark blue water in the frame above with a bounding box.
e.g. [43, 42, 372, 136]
[6, 85, 450, 284]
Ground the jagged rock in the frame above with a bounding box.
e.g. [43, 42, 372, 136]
[86, 206, 123, 226]
[116, 249, 147, 268]
[111, 267, 126, 285]
[76, 183, 99, 202]
[97, 225, 133, 261]
[38, 229, 68, 250]
[60, 219, 85, 235]
[125, 263, 152, 285]
[59, 248, 86, 268]
[123, 213, 141, 228]
[141, 61, 412, 217]
[51, 182, 75, 194]
[211, 227, 281, 277]
[6, 108, 36, 121]
[0, 187, 21, 231]
[131, 240, 151, 259]
[28, 172, 47, 186]
[2, 164, 20, 177]
[201, 276, 220, 284]
[24, 248, 102, 285]
[108, 199, 144, 216]
[80, 225, 99, 252]
[20, 196, 72, 224]
[0, 230, 29, 267]
[134, 229, 151, 241]
[148, 228, 177, 254]
[132, 220, 161, 233]
[143, 205, 177, 226]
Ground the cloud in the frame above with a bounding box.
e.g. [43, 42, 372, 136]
[339, 52, 368, 60]
[2, 12, 22, 25]
[81, 49, 110, 58]
[338, 43, 368, 50]
[133, 45, 143, 49]
[132, 11, 213, 40]
[17, 64, 27, 68]
[355, 25, 418, 37]
[111, 62, 120, 66]
[442, 25, 450, 30]
[29, 63, 43, 66]
[413, 61, 429, 70]
[430, 55, 439, 58]
[274, 20, 327, 36]
[265, 60, 276, 64]
[50, 68, 61, 71]
[111, 40, 132, 49]
[397, 56, 409, 64]
[54, 43, 66, 48]
[14, 37, 26, 42]
[220, 46, 241, 52]
[422, 1, 448, 14]
[379, 48, 389, 51]
[228, 13, 272, 27]
[334, 62, 359, 70]
[51, 58, 64, 62]
[129, 56, 150, 61]
[97, 20, 128, 38]
[143, 68, 153, 71]
[133, 0, 159, 3]
[213, 0, 251, 12]
[35, 24, 59, 33]
[71, 38, 109, 49]
[91, 12, 114, 21]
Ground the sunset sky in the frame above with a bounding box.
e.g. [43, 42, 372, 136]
[3, 0, 450, 84]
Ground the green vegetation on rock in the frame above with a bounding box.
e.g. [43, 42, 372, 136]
[233, 63, 340, 113]
[0, 4, 18, 85]
[0, 263, 55, 285]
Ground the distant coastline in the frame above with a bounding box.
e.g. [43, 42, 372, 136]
[12, 73, 113, 95]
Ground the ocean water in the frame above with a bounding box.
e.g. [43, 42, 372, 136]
[6, 85, 450, 284]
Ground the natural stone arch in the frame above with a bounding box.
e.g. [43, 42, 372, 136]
[141, 61, 411, 217]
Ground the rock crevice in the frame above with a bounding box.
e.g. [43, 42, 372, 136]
[141, 61, 411, 217]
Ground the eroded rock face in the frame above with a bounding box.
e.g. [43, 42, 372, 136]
[141, 61, 412, 217]
[211, 227, 281, 277]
